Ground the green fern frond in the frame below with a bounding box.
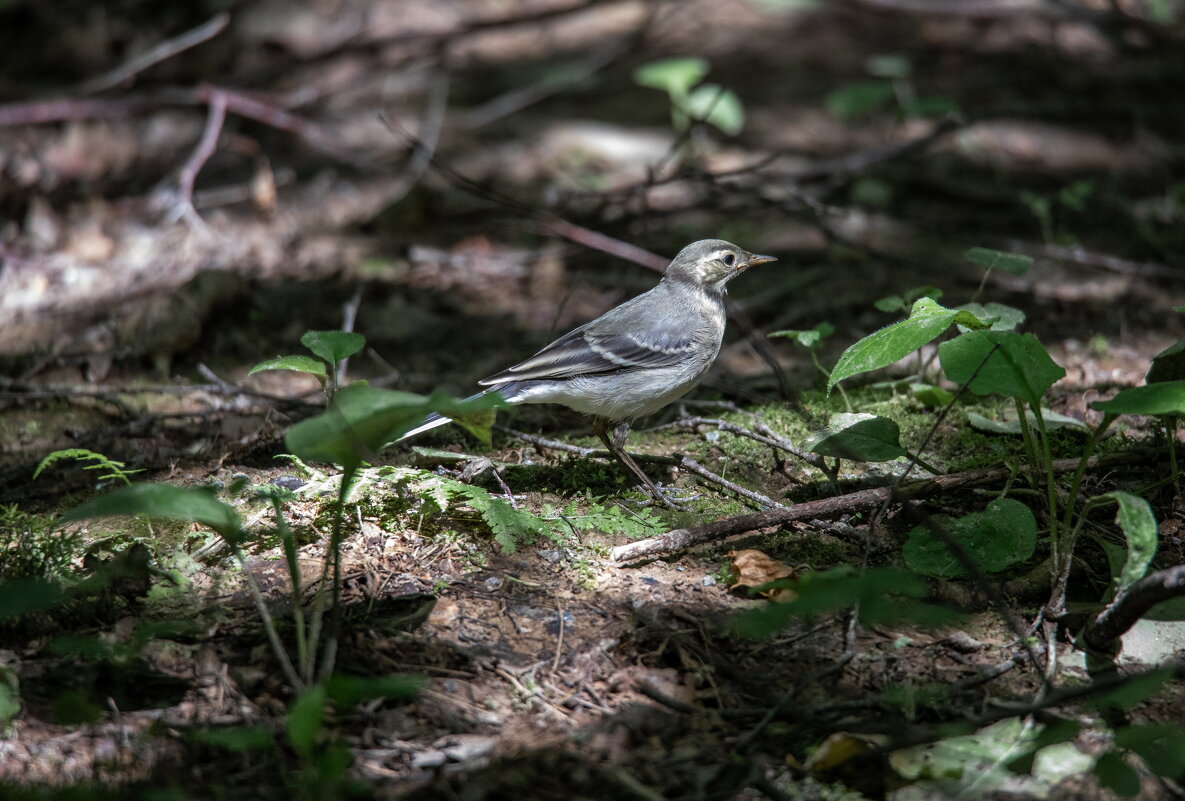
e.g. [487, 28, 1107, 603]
[33, 449, 143, 485]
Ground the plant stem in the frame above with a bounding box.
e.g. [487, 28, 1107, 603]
[273, 496, 308, 682]
[1166, 416, 1179, 488]
[1059, 415, 1114, 536]
[969, 267, 993, 306]
[231, 545, 303, 690]
[316, 468, 353, 682]
[904, 451, 944, 476]
[810, 349, 851, 412]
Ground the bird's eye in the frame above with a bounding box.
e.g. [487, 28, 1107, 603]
[722, 253, 736, 267]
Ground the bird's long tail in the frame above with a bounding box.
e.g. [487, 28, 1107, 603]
[396, 386, 519, 442]
[396, 411, 455, 441]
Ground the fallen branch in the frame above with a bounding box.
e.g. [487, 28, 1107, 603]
[1082, 564, 1185, 655]
[610, 450, 1152, 562]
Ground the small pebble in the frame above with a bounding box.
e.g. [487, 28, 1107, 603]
[483, 576, 503, 591]
[702, 576, 717, 587]
[270, 475, 306, 491]
[641, 576, 658, 586]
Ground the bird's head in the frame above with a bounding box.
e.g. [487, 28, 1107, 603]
[663, 239, 777, 292]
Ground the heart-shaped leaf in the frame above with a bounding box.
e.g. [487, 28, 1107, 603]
[300, 331, 365, 368]
[903, 497, 1037, 578]
[939, 331, 1064, 406]
[633, 57, 709, 98]
[964, 247, 1033, 276]
[803, 413, 907, 462]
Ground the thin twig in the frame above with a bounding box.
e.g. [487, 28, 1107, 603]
[169, 87, 227, 229]
[75, 13, 230, 96]
[496, 426, 779, 508]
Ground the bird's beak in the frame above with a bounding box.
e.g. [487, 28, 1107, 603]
[740, 253, 777, 270]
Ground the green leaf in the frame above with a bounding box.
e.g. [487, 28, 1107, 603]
[826, 80, 895, 119]
[286, 386, 506, 471]
[60, 484, 243, 542]
[286, 684, 327, 758]
[939, 331, 1065, 406]
[1094, 752, 1141, 797]
[1115, 723, 1185, 779]
[911, 383, 954, 408]
[684, 84, 744, 135]
[803, 413, 907, 462]
[1146, 338, 1185, 383]
[300, 330, 365, 367]
[731, 566, 959, 638]
[325, 674, 425, 708]
[957, 302, 1026, 332]
[903, 498, 1038, 578]
[769, 321, 834, 348]
[188, 726, 274, 752]
[896, 719, 1092, 796]
[448, 406, 499, 446]
[1092, 381, 1185, 416]
[964, 247, 1033, 275]
[874, 295, 906, 313]
[0, 666, 20, 727]
[1058, 179, 1095, 212]
[0, 577, 68, 620]
[967, 408, 1088, 435]
[247, 355, 328, 379]
[1097, 492, 1157, 593]
[829, 298, 989, 392]
[1090, 669, 1172, 711]
[454, 484, 550, 554]
[633, 57, 709, 98]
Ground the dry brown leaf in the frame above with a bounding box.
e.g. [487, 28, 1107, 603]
[802, 732, 890, 773]
[728, 549, 797, 602]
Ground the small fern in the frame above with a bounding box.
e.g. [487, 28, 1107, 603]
[452, 484, 551, 553]
[33, 449, 143, 486]
[349, 465, 552, 553]
[548, 499, 662, 540]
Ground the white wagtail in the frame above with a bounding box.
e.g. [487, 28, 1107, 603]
[398, 239, 776, 501]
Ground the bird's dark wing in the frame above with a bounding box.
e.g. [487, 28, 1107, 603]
[479, 321, 701, 384]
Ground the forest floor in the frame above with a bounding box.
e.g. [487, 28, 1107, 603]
[2, 1, 1185, 799]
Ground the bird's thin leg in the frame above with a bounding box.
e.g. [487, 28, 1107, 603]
[593, 418, 679, 507]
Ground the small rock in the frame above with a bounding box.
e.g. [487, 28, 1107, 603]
[702, 576, 717, 587]
[483, 576, 504, 591]
[270, 475, 306, 491]
[641, 576, 659, 586]
[537, 549, 566, 564]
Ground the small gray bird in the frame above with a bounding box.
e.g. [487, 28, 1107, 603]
[399, 239, 776, 501]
